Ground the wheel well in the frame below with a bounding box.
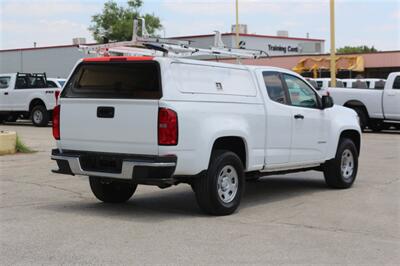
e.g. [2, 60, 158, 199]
[29, 99, 46, 112]
[344, 100, 369, 118]
[211, 136, 247, 168]
[340, 130, 361, 155]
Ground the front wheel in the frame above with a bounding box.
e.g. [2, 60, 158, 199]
[193, 150, 244, 215]
[31, 105, 49, 127]
[89, 177, 137, 203]
[323, 138, 358, 188]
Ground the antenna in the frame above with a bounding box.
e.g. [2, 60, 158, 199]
[79, 18, 268, 59]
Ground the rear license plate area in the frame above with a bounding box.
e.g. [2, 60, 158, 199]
[80, 155, 122, 173]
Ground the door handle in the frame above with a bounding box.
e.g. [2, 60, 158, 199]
[4, 92, 8, 95]
[294, 114, 304, 119]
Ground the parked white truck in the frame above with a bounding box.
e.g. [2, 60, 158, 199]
[0, 73, 61, 126]
[322, 72, 400, 131]
[51, 56, 361, 215]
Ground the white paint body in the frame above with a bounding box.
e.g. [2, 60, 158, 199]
[321, 72, 400, 121]
[56, 57, 361, 176]
[0, 73, 60, 112]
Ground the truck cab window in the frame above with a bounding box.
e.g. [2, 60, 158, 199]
[283, 74, 318, 108]
[0, 77, 10, 89]
[263, 72, 288, 104]
[15, 77, 28, 89]
[46, 81, 58, 88]
[393, 76, 400, 89]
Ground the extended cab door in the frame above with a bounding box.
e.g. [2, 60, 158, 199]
[383, 75, 400, 120]
[260, 71, 292, 165]
[281, 74, 329, 164]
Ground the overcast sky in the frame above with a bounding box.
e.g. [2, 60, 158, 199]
[0, 0, 399, 51]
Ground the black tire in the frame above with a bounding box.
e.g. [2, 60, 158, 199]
[31, 105, 49, 127]
[353, 107, 367, 131]
[5, 114, 18, 122]
[369, 120, 383, 132]
[193, 150, 244, 216]
[323, 138, 358, 189]
[89, 177, 137, 203]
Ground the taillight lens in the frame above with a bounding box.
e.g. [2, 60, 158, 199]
[158, 108, 178, 145]
[52, 105, 60, 140]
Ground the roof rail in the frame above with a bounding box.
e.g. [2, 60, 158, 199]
[79, 19, 268, 59]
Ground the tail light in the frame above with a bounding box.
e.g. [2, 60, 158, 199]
[158, 108, 178, 145]
[55, 90, 60, 104]
[52, 105, 60, 140]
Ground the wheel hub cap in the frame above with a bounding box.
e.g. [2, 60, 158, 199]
[341, 149, 354, 180]
[217, 165, 238, 203]
[33, 110, 43, 123]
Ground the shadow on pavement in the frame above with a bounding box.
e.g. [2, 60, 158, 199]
[41, 174, 329, 221]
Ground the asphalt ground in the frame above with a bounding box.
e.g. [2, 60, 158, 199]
[0, 122, 399, 265]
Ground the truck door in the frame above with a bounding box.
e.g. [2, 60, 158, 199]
[281, 74, 329, 164]
[0, 76, 13, 110]
[383, 75, 400, 120]
[261, 71, 292, 165]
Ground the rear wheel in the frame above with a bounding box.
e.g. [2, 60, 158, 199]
[323, 138, 358, 188]
[31, 105, 49, 127]
[89, 177, 137, 203]
[193, 150, 244, 215]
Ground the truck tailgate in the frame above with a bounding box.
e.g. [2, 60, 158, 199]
[59, 99, 159, 154]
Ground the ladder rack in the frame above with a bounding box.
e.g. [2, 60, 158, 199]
[79, 19, 268, 60]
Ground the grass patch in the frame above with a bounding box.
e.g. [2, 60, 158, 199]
[16, 135, 35, 153]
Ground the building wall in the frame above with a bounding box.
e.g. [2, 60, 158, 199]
[219, 51, 400, 79]
[173, 34, 324, 56]
[227, 35, 324, 55]
[0, 46, 89, 78]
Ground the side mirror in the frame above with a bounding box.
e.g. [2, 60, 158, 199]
[321, 95, 334, 109]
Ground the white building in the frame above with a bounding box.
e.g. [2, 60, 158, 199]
[171, 32, 324, 56]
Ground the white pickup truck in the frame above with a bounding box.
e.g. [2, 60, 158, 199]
[322, 72, 400, 131]
[51, 56, 361, 215]
[0, 73, 62, 126]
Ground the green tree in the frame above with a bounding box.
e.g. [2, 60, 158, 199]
[89, 0, 162, 43]
[336, 45, 378, 54]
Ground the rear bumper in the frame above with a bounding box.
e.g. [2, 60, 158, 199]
[51, 149, 177, 184]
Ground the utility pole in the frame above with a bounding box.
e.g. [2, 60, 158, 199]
[330, 0, 336, 87]
[236, 0, 239, 48]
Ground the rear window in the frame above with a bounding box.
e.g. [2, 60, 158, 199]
[62, 61, 161, 99]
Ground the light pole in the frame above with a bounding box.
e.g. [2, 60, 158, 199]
[330, 0, 336, 87]
[236, 0, 239, 48]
